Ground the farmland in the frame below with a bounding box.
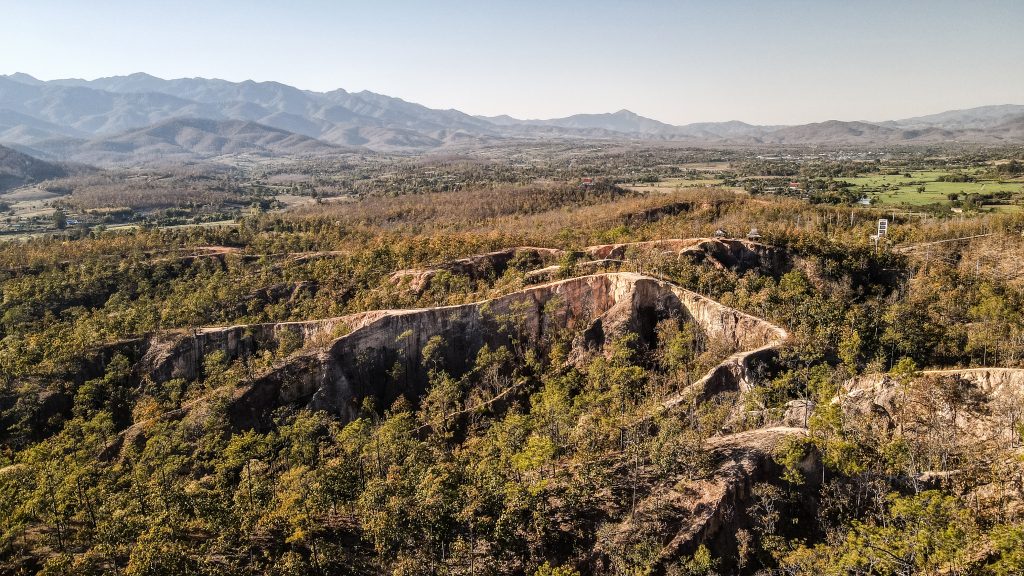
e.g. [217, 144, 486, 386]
[838, 169, 1024, 208]
[617, 153, 1024, 213]
[621, 176, 727, 193]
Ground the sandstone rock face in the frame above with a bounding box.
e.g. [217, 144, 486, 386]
[115, 266, 795, 565]
[389, 247, 563, 293]
[389, 238, 792, 295]
[117, 242, 793, 505]
[586, 238, 789, 276]
[657, 427, 811, 566]
[159, 272, 788, 429]
[927, 367, 1024, 395]
[137, 312, 388, 383]
[593, 426, 810, 575]
[661, 287, 788, 409]
[586, 239, 702, 260]
[843, 367, 1024, 444]
[845, 368, 1024, 410]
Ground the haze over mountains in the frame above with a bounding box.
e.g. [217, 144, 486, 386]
[1, 72, 1022, 166]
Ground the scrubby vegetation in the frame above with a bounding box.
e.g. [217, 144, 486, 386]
[2, 179, 1024, 575]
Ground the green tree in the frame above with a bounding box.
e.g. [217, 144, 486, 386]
[53, 208, 67, 230]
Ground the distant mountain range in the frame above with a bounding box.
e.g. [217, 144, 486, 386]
[0, 72, 1022, 166]
[30, 117, 345, 167]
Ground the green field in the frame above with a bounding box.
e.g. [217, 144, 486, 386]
[839, 170, 1024, 207]
[981, 204, 1023, 213]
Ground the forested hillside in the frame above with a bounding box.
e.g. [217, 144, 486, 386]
[1, 187, 1023, 575]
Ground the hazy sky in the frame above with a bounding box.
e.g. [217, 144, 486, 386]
[2, 0, 1022, 125]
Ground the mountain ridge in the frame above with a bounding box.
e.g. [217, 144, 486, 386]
[0, 143, 69, 191]
[1, 72, 1021, 163]
[27, 117, 349, 166]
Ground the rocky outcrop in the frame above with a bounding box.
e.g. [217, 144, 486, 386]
[137, 311, 387, 383]
[660, 288, 788, 409]
[682, 238, 790, 276]
[587, 239, 701, 260]
[113, 269, 795, 563]
[584, 238, 788, 276]
[203, 273, 787, 429]
[592, 426, 811, 574]
[656, 427, 812, 569]
[125, 268, 782, 430]
[390, 238, 792, 295]
[843, 368, 1024, 443]
[389, 247, 563, 293]
[920, 367, 1024, 396]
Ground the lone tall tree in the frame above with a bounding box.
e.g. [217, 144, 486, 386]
[53, 208, 67, 229]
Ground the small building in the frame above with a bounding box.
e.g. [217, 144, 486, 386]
[747, 227, 762, 241]
[581, 177, 594, 187]
[714, 228, 728, 239]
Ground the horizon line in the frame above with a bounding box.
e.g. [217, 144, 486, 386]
[4, 70, 1022, 129]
